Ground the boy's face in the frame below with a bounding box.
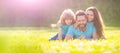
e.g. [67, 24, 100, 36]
[65, 18, 73, 25]
[76, 15, 87, 28]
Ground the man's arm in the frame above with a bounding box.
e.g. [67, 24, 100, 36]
[79, 35, 86, 40]
[65, 25, 74, 40]
[65, 34, 73, 40]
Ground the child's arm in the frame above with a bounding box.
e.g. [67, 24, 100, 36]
[57, 20, 62, 27]
[58, 28, 62, 40]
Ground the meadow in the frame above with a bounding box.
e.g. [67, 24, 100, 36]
[0, 26, 120, 53]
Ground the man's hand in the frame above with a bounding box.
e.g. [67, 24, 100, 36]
[65, 34, 73, 40]
[79, 35, 86, 39]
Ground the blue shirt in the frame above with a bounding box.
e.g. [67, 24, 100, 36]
[67, 22, 96, 39]
[59, 25, 71, 37]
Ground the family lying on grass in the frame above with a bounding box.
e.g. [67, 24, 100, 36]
[49, 6, 105, 40]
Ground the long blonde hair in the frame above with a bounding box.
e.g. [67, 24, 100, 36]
[57, 9, 75, 26]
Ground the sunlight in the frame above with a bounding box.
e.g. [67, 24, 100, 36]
[18, 0, 39, 4]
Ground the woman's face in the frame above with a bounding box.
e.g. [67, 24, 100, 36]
[86, 10, 94, 22]
[65, 18, 73, 25]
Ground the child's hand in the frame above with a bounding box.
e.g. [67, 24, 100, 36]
[74, 22, 80, 29]
[79, 35, 86, 39]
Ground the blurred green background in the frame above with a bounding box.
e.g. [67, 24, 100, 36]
[0, 0, 120, 27]
[0, 0, 120, 53]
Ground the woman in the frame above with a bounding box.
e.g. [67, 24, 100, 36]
[86, 7, 105, 39]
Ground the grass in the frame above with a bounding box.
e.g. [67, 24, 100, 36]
[0, 27, 120, 53]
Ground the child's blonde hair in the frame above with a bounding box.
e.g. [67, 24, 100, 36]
[58, 9, 75, 25]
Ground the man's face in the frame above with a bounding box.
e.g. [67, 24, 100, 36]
[76, 15, 87, 28]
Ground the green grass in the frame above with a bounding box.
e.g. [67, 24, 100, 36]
[0, 27, 120, 53]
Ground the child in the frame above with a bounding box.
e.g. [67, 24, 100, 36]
[49, 9, 75, 40]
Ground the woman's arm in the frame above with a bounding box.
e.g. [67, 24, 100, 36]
[58, 28, 62, 40]
[92, 32, 98, 40]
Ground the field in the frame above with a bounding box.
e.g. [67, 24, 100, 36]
[0, 27, 120, 53]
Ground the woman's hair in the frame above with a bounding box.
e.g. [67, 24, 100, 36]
[74, 10, 87, 29]
[58, 9, 75, 25]
[86, 7, 105, 39]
